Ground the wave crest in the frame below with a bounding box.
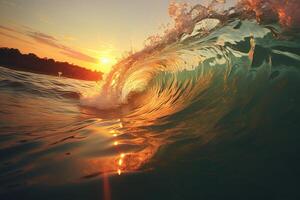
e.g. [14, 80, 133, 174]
[80, 0, 300, 119]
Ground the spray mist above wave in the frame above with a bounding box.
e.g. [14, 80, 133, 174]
[80, 0, 300, 112]
[238, 0, 300, 27]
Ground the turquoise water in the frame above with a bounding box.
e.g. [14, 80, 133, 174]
[1, 16, 300, 200]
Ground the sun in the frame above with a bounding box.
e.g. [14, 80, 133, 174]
[100, 57, 111, 65]
[98, 56, 116, 73]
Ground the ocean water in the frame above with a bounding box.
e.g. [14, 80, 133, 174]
[1, 9, 300, 200]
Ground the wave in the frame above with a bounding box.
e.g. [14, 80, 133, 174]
[78, 1, 300, 174]
[77, 1, 300, 175]
[0, 67, 82, 100]
[80, 0, 300, 118]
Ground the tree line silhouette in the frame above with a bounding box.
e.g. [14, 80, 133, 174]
[0, 48, 102, 81]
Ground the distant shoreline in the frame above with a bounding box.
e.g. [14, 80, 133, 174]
[0, 48, 102, 81]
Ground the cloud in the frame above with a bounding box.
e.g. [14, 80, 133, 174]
[0, 25, 23, 34]
[0, 25, 17, 32]
[0, 24, 97, 63]
[0, 31, 33, 45]
[0, 25, 33, 44]
[27, 31, 97, 63]
[30, 31, 57, 41]
[27, 31, 60, 48]
[60, 49, 98, 63]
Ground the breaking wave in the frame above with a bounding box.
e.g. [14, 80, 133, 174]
[81, 0, 300, 121]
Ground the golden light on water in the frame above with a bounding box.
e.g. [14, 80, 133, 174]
[118, 159, 123, 166]
[117, 169, 121, 175]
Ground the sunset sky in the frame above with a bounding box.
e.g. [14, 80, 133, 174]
[0, 0, 236, 73]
